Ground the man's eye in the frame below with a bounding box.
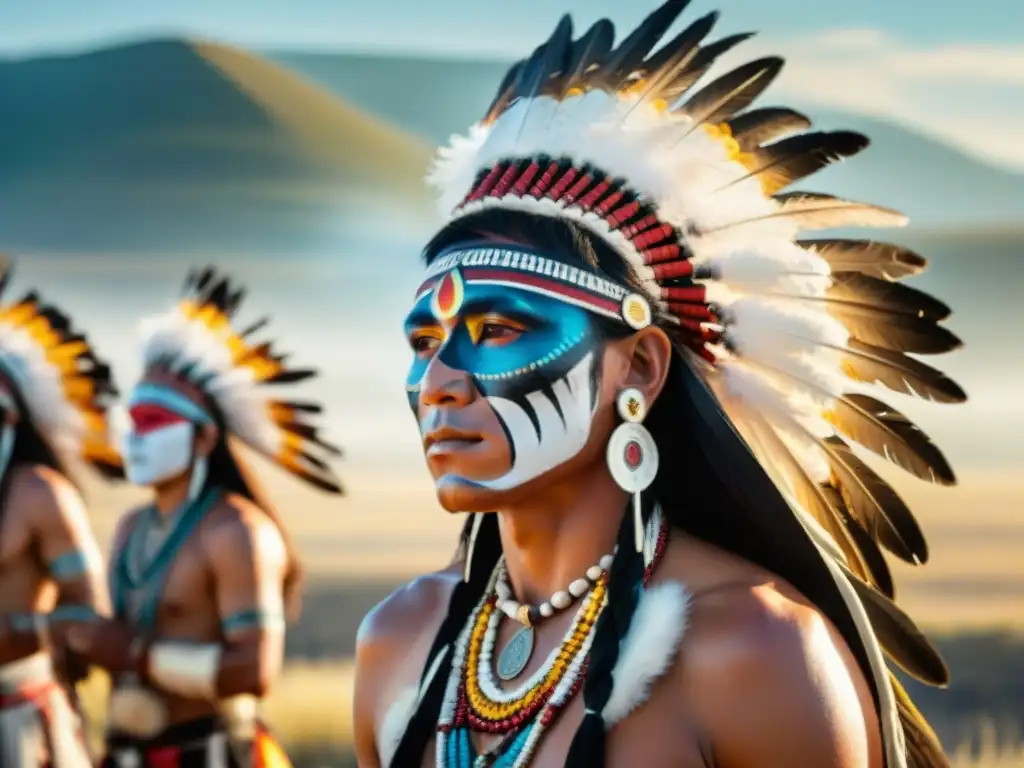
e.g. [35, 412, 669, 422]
[411, 336, 440, 353]
[479, 323, 522, 343]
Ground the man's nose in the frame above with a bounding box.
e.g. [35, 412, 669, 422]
[420, 354, 475, 408]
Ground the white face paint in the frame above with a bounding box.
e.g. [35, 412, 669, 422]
[122, 422, 195, 487]
[474, 351, 598, 491]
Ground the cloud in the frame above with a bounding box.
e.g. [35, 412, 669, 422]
[711, 29, 1024, 170]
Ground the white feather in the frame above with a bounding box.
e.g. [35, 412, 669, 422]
[0, 322, 85, 453]
[603, 580, 690, 725]
[136, 304, 282, 457]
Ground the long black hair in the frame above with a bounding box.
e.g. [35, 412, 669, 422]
[390, 208, 882, 767]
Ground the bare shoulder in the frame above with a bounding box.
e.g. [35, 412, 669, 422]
[358, 565, 460, 652]
[354, 564, 461, 729]
[660, 535, 882, 767]
[11, 464, 87, 533]
[199, 493, 286, 566]
[11, 463, 77, 514]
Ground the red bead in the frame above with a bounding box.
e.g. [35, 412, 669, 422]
[625, 440, 642, 468]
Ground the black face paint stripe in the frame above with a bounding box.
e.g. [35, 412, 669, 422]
[540, 383, 565, 427]
[512, 393, 542, 441]
[489, 405, 517, 467]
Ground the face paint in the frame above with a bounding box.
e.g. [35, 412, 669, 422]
[405, 264, 606, 491]
[122, 403, 196, 487]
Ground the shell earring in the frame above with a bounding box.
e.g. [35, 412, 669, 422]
[606, 388, 659, 552]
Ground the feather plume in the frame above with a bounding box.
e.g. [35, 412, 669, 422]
[676, 57, 784, 131]
[838, 339, 966, 403]
[821, 435, 927, 564]
[890, 672, 951, 767]
[800, 239, 927, 281]
[722, 132, 868, 194]
[661, 33, 756, 102]
[726, 107, 813, 151]
[590, 0, 690, 91]
[844, 572, 948, 685]
[827, 272, 951, 322]
[826, 393, 956, 485]
[822, 300, 962, 356]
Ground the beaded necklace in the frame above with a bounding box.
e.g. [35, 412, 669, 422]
[436, 508, 669, 767]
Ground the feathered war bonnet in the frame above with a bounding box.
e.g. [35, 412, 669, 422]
[0, 256, 122, 479]
[424, 2, 963, 765]
[134, 267, 343, 495]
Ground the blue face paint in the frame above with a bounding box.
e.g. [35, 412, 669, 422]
[405, 279, 597, 401]
[404, 271, 607, 491]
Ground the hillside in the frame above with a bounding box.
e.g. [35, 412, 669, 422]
[270, 50, 1024, 229]
[0, 40, 434, 254]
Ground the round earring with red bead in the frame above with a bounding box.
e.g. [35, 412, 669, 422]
[606, 387, 660, 553]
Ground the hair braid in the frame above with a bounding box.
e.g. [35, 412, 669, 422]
[388, 513, 501, 767]
[564, 504, 647, 767]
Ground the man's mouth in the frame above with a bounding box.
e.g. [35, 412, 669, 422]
[423, 427, 483, 457]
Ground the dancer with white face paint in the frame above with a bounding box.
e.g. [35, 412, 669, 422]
[65, 267, 344, 768]
[0, 258, 120, 768]
[354, 4, 967, 767]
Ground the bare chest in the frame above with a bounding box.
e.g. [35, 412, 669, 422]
[113, 534, 220, 640]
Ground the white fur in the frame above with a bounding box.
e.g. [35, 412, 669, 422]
[136, 305, 281, 457]
[0, 321, 86, 453]
[603, 580, 690, 725]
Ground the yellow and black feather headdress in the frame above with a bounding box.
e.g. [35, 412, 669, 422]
[0, 257, 122, 477]
[136, 266, 342, 494]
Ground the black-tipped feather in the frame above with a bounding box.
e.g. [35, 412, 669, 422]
[677, 57, 784, 131]
[800, 238, 927, 280]
[630, 13, 718, 107]
[726, 107, 812, 151]
[724, 131, 868, 194]
[822, 436, 928, 564]
[837, 495, 895, 598]
[845, 573, 948, 686]
[662, 33, 755, 102]
[643, 11, 715, 74]
[829, 272, 951, 322]
[828, 394, 956, 485]
[591, 0, 689, 90]
[890, 673, 952, 766]
[560, 19, 615, 96]
[824, 301, 962, 355]
[839, 339, 966, 404]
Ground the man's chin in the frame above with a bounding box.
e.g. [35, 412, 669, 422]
[434, 474, 509, 513]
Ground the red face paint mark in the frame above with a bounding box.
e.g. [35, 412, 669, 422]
[431, 268, 465, 321]
[624, 440, 642, 470]
[128, 404, 187, 435]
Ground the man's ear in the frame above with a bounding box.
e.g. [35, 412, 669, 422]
[623, 326, 673, 409]
[194, 422, 220, 458]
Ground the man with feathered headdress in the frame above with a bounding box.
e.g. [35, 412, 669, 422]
[66, 267, 343, 768]
[354, 3, 964, 767]
[0, 258, 121, 767]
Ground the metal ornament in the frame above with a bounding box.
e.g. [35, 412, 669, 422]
[607, 388, 659, 552]
[497, 625, 535, 681]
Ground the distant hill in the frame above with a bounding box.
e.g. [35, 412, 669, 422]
[0, 40, 434, 254]
[269, 50, 1024, 230]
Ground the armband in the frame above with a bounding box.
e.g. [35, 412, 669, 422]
[48, 551, 90, 582]
[8, 612, 51, 648]
[220, 607, 285, 634]
[146, 641, 222, 700]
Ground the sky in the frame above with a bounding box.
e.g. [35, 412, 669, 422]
[2, 1, 1022, 171]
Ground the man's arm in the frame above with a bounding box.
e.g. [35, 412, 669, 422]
[32, 467, 110, 621]
[143, 499, 287, 700]
[684, 586, 882, 768]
